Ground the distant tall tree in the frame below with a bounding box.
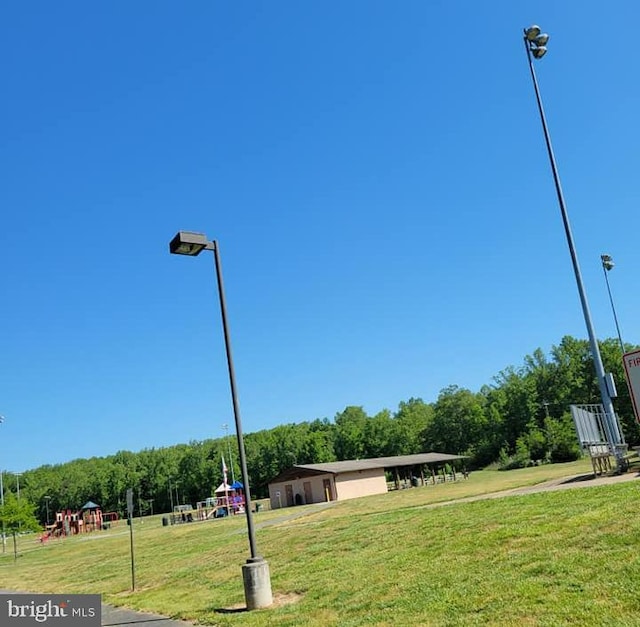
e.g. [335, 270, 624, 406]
[363, 410, 396, 458]
[299, 419, 336, 464]
[424, 386, 487, 456]
[393, 398, 434, 455]
[492, 367, 537, 451]
[334, 406, 369, 460]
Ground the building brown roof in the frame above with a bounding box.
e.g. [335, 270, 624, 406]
[269, 452, 466, 484]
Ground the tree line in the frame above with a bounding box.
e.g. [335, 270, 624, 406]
[4, 335, 638, 524]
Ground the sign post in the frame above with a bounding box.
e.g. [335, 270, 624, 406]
[623, 350, 640, 424]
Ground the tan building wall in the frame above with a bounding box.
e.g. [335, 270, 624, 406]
[269, 474, 335, 509]
[268, 468, 387, 509]
[334, 468, 387, 500]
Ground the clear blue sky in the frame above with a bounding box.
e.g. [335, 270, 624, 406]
[2, 2, 638, 473]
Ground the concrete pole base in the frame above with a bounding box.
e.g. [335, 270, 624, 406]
[242, 557, 273, 610]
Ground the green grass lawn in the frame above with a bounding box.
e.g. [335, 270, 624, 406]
[2, 460, 639, 626]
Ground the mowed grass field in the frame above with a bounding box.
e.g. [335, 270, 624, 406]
[2, 459, 640, 626]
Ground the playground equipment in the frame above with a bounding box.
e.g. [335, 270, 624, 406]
[40, 501, 119, 542]
[189, 482, 246, 523]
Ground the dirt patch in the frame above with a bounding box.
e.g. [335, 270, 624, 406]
[271, 591, 303, 608]
[217, 591, 303, 613]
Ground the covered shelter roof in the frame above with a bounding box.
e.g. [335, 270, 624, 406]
[81, 501, 101, 510]
[269, 452, 466, 484]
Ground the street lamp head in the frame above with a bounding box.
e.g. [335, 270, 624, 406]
[601, 254, 615, 271]
[169, 231, 213, 256]
[532, 46, 547, 59]
[525, 25, 541, 41]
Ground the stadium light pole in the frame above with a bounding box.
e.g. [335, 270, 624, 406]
[222, 423, 236, 485]
[13, 472, 21, 500]
[523, 26, 625, 469]
[169, 231, 272, 609]
[600, 254, 625, 356]
[44, 496, 51, 526]
[0, 416, 5, 552]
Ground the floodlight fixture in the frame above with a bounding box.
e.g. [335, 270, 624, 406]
[601, 253, 625, 356]
[532, 46, 547, 59]
[525, 25, 541, 41]
[535, 33, 549, 46]
[601, 254, 615, 271]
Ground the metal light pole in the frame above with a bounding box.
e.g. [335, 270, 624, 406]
[222, 423, 236, 485]
[169, 231, 272, 609]
[44, 496, 51, 526]
[523, 26, 625, 469]
[0, 416, 5, 552]
[601, 254, 625, 356]
[0, 469, 5, 553]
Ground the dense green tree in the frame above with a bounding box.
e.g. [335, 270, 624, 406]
[363, 410, 396, 458]
[424, 386, 487, 455]
[299, 419, 336, 464]
[545, 414, 582, 463]
[492, 367, 537, 450]
[0, 493, 41, 561]
[393, 398, 434, 455]
[334, 406, 369, 460]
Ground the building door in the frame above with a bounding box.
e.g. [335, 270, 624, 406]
[285, 484, 294, 507]
[323, 478, 333, 502]
[303, 481, 313, 504]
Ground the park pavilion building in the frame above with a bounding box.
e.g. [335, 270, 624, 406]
[267, 452, 465, 509]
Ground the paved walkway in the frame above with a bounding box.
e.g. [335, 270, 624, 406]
[101, 604, 194, 626]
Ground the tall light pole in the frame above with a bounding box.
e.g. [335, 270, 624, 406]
[169, 231, 272, 609]
[44, 496, 51, 526]
[601, 254, 625, 356]
[0, 469, 4, 553]
[0, 415, 4, 552]
[523, 26, 625, 469]
[222, 423, 236, 485]
[14, 472, 21, 500]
